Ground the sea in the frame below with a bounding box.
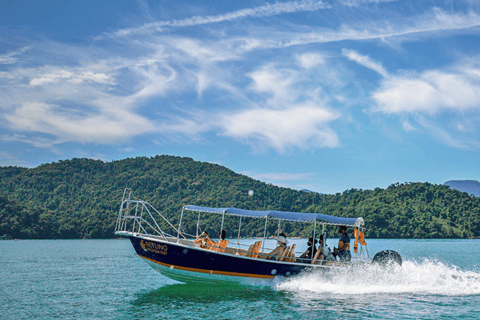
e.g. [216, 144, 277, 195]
[1, 238, 480, 320]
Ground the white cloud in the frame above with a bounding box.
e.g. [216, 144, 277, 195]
[29, 68, 114, 87]
[372, 68, 480, 114]
[212, 61, 342, 152]
[3, 2, 480, 155]
[29, 70, 74, 86]
[248, 67, 296, 105]
[342, 49, 388, 77]
[221, 104, 340, 152]
[340, 0, 396, 7]
[5, 102, 155, 144]
[0, 46, 182, 146]
[371, 60, 480, 149]
[296, 53, 325, 69]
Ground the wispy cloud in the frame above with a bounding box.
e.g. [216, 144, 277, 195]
[29, 70, 113, 86]
[0, 47, 29, 65]
[273, 8, 480, 50]
[0, 45, 179, 145]
[339, 0, 397, 7]
[415, 116, 471, 150]
[101, 0, 330, 39]
[296, 53, 326, 69]
[342, 49, 388, 77]
[216, 62, 341, 152]
[2, 2, 480, 155]
[0, 151, 31, 167]
[1, 133, 61, 154]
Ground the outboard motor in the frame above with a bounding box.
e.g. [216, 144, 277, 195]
[372, 250, 402, 266]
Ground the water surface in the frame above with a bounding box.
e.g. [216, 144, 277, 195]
[1, 239, 479, 319]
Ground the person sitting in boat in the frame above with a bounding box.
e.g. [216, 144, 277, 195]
[194, 231, 214, 248]
[211, 229, 229, 252]
[266, 232, 288, 260]
[334, 226, 351, 262]
[298, 237, 317, 263]
[313, 235, 336, 263]
[218, 230, 228, 246]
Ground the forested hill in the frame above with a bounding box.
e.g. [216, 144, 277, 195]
[0, 155, 479, 239]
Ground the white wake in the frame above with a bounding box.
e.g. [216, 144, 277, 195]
[277, 259, 480, 296]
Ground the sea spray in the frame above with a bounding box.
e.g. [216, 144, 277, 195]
[277, 259, 480, 296]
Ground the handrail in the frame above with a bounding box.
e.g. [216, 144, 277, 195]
[115, 189, 186, 240]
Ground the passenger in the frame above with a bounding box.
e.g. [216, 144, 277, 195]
[318, 235, 336, 262]
[266, 232, 288, 260]
[334, 226, 351, 262]
[218, 229, 228, 246]
[214, 229, 229, 252]
[218, 229, 226, 241]
[298, 237, 317, 263]
[311, 235, 328, 263]
[194, 231, 214, 248]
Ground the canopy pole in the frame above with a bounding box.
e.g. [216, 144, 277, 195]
[322, 224, 325, 258]
[311, 220, 317, 259]
[220, 212, 225, 236]
[196, 212, 201, 237]
[262, 217, 268, 253]
[237, 216, 242, 246]
[177, 207, 185, 242]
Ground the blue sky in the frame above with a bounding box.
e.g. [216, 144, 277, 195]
[1, 0, 480, 194]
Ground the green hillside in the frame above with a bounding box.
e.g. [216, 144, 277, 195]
[1, 155, 479, 239]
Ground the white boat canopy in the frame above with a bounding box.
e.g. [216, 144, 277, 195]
[183, 205, 364, 227]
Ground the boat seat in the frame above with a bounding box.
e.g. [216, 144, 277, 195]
[247, 241, 262, 258]
[280, 244, 296, 262]
[254, 241, 263, 258]
[279, 246, 291, 261]
[288, 244, 296, 262]
[212, 239, 229, 252]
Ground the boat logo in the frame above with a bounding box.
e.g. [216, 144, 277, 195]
[140, 240, 168, 255]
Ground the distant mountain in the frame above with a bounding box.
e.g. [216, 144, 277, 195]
[444, 180, 480, 197]
[299, 189, 322, 195]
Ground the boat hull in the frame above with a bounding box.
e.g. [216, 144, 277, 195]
[128, 235, 311, 284]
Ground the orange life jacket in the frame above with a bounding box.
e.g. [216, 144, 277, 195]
[354, 229, 367, 253]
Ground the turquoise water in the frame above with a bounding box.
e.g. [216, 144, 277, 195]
[1, 239, 480, 319]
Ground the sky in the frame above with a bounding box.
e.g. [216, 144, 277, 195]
[1, 0, 480, 194]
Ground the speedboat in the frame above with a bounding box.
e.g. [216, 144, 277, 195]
[115, 188, 401, 284]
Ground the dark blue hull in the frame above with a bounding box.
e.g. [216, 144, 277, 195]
[129, 235, 311, 283]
